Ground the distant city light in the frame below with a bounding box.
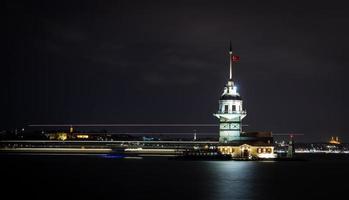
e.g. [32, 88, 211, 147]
[77, 135, 89, 139]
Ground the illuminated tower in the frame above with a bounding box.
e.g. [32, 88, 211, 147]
[214, 43, 246, 143]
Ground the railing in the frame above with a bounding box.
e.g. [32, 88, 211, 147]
[217, 110, 246, 114]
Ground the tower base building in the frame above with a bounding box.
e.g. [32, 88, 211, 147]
[217, 132, 275, 159]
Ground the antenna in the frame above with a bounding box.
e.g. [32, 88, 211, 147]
[193, 129, 197, 141]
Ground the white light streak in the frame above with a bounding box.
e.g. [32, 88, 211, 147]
[29, 124, 219, 127]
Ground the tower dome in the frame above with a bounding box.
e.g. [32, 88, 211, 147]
[219, 79, 242, 101]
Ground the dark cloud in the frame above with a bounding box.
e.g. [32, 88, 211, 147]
[4, 0, 349, 142]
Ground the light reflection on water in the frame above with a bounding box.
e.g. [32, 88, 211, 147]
[206, 161, 258, 200]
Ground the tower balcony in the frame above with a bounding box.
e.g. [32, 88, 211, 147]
[214, 110, 247, 121]
[217, 110, 247, 115]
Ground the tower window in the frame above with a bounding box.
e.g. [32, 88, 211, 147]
[232, 105, 236, 111]
[224, 105, 228, 113]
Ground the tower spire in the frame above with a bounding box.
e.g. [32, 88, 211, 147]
[229, 41, 233, 80]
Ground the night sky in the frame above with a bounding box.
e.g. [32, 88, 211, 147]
[3, 0, 349, 142]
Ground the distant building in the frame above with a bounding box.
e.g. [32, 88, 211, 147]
[329, 136, 340, 145]
[214, 43, 275, 159]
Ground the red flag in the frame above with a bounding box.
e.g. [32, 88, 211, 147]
[232, 55, 240, 62]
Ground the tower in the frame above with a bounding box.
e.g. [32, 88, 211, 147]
[214, 43, 246, 143]
[287, 135, 295, 158]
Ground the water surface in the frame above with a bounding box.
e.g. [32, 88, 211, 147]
[1, 154, 348, 200]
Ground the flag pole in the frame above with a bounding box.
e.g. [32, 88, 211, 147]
[229, 41, 233, 80]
